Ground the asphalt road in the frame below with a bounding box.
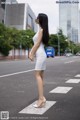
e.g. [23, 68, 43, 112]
[0, 56, 80, 120]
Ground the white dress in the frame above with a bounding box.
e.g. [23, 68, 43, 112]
[33, 27, 47, 70]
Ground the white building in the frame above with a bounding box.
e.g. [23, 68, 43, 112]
[79, 10, 80, 43]
[59, 0, 79, 43]
[4, 0, 37, 32]
[0, 0, 37, 60]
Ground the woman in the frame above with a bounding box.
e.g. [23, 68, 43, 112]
[29, 13, 49, 108]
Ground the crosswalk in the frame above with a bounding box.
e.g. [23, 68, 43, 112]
[49, 86, 72, 94]
[19, 74, 80, 115]
[66, 79, 80, 83]
[75, 74, 80, 77]
[19, 101, 56, 115]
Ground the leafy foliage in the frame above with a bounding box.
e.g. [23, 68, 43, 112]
[48, 29, 68, 55]
[0, 23, 13, 56]
[0, 23, 35, 56]
[0, 23, 80, 56]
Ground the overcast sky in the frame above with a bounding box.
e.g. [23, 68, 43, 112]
[17, 0, 59, 34]
[17, 0, 80, 34]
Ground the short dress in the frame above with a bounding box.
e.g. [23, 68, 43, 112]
[33, 27, 47, 71]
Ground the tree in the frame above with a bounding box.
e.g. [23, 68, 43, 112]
[48, 29, 68, 55]
[19, 29, 35, 56]
[0, 23, 13, 56]
[57, 29, 68, 55]
[48, 34, 58, 55]
[73, 44, 80, 54]
[19, 29, 35, 49]
[0, 23, 35, 56]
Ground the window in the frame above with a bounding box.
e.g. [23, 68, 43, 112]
[27, 14, 34, 30]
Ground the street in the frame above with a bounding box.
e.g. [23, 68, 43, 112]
[0, 56, 80, 120]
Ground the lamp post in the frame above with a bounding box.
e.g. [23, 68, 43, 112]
[57, 30, 60, 56]
[26, 35, 29, 58]
[19, 43, 22, 59]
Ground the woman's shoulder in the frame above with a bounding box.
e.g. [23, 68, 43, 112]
[38, 29, 43, 37]
[39, 27, 43, 33]
[37, 26, 43, 36]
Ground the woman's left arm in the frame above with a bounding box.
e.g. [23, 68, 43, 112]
[29, 29, 43, 61]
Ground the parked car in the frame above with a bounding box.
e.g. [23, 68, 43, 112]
[45, 47, 55, 58]
[76, 52, 80, 56]
[65, 53, 73, 57]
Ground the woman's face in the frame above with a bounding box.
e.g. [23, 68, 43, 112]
[35, 18, 39, 24]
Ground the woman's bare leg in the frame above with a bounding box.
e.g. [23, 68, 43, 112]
[40, 70, 44, 80]
[35, 70, 44, 100]
[34, 70, 46, 107]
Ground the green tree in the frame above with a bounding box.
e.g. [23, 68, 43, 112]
[0, 23, 13, 56]
[19, 29, 35, 49]
[58, 29, 68, 55]
[48, 29, 68, 55]
[48, 34, 58, 55]
[73, 44, 80, 54]
[0, 23, 36, 57]
[19, 29, 35, 56]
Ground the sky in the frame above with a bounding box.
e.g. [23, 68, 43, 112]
[17, 0, 80, 34]
[17, 0, 59, 34]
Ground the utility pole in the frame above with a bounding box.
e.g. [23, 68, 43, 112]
[57, 30, 60, 56]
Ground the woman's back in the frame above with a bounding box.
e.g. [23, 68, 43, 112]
[33, 26, 45, 56]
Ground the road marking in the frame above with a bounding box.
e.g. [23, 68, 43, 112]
[0, 69, 34, 78]
[19, 101, 56, 115]
[64, 61, 75, 64]
[49, 86, 73, 94]
[75, 74, 80, 77]
[66, 79, 80, 83]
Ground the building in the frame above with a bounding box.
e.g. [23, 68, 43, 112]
[79, 10, 80, 43]
[0, 0, 37, 60]
[6, 0, 17, 4]
[0, 0, 6, 23]
[59, 0, 79, 43]
[4, 1, 37, 32]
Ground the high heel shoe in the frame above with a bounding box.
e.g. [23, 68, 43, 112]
[43, 97, 46, 103]
[33, 98, 46, 108]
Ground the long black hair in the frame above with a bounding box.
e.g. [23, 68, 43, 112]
[37, 13, 49, 45]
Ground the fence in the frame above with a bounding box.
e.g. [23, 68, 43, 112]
[0, 49, 28, 60]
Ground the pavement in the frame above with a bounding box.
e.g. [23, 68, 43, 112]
[0, 56, 80, 120]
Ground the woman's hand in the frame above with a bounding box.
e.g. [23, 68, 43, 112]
[28, 52, 34, 61]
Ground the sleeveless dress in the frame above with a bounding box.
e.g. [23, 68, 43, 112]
[33, 26, 47, 70]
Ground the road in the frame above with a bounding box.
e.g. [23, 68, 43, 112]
[0, 56, 80, 120]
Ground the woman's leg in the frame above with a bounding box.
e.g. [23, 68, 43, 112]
[40, 70, 46, 100]
[35, 70, 44, 100]
[40, 70, 44, 80]
[33, 70, 46, 107]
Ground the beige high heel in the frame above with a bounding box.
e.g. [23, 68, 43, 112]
[33, 97, 46, 108]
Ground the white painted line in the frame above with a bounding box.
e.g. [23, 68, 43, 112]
[75, 74, 80, 77]
[0, 69, 34, 78]
[49, 86, 73, 94]
[19, 101, 56, 115]
[66, 79, 80, 83]
[64, 61, 75, 64]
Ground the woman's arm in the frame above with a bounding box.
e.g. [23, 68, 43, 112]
[29, 29, 43, 61]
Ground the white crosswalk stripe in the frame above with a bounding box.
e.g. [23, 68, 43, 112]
[66, 79, 80, 83]
[75, 74, 80, 77]
[49, 86, 73, 94]
[19, 101, 56, 115]
[19, 73, 80, 115]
